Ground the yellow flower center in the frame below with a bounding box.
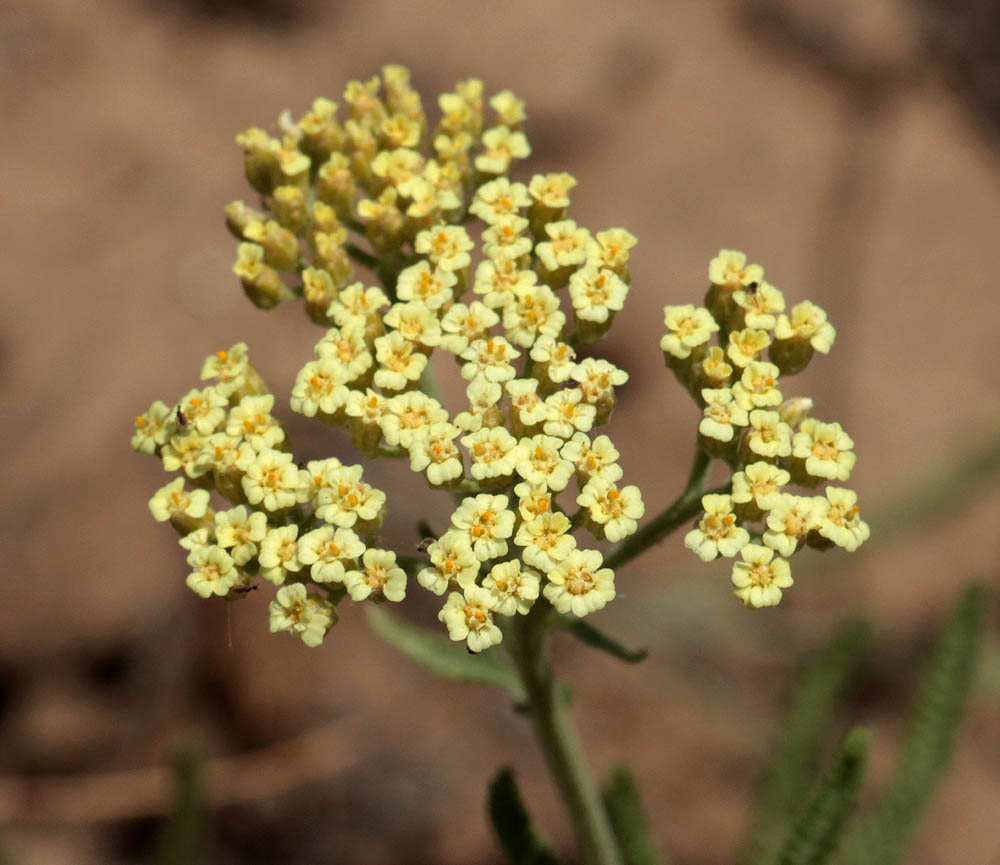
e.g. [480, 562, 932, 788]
[566, 568, 594, 595]
[812, 441, 838, 461]
[748, 563, 773, 587]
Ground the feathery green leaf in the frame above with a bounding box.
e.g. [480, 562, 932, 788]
[839, 583, 986, 865]
[742, 620, 872, 865]
[776, 727, 870, 865]
[489, 767, 562, 865]
[602, 764, 665, 865]
[366, 606, 525, 699]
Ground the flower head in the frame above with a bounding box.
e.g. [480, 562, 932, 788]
[731, 544, 792, 608]
[543, 549, 616, 617]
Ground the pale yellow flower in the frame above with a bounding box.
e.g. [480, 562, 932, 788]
[414, 224, 474, 272]
[258, 524, 302, 585]
[586, 228, 637, 280]
[744, 410, 793, 461]
[763, 494, 822, 558]
[371, 146, 425, 187]
[568, 266, 629, 324]
[515, 433, 575, 491]
[502, 283, 565, 348]
[708, 249, 764, 289]
[482, 215, 533, 261]
[315, 464, 386, 529]
[732, 544, 792, 608]
[460, 337, 520, 384]
[699, 388, 749, 443]
[418, 530, 480, 595]
[450, 494, 516, 561]
[572, 358, 628, 408]
[241, 448, 305, 512]
[528, 172, 577, 209]
[698, 346, 734, 389]
[792, 418, 856, 482]
[542, 388, 596, 439]
[462, 426, 522, 484]
[732, 361, 783, 411]
[176, 387, 228, 436]
[381, 391, 448, 448]
[395, 261, 457, 310]
[684, 494, 750, 561]
[483, 560, 539, 616]
[440, 301, 500, 355]
[384, 302, 443, 349]
[214, 505, 268, 566]
[733, 281, 785, 330]
[543, 549, 616, 617]
[506, 378, 547, 429]
[535, 219, 591, 272]
[313, 322, 374, 383]
[472, 258, 533, 309]
[489, 90, 526, 127]
[327, 283, 389, 333]
[297, 525, 365, 583]
[439, 586, 503, 652]
[726, 328, 772, 368]
[661, 305, 719, 360]
[160, 430, 211, 480]
[290, 359, 350, 419]
[514, 480, 554, 522]
[561, 432, 623, 485]
[186, 546, 240, 598]
[300, 457, 343, 506]
[409, 422, 464, 486]
[815, 487, 869, 551]
[529, 336, 577, 386]
[269, 583, 336, 647]
[344, 548, 406, 602]
[131, 399, 173, 454]
[469, 177, 531, 224]
[227, 394, 285, 451]
[373, 330, 428, 391]
[514, 511, 576, 572]
[454, 378, 503, 433]
[731, 462, 791, 515]
[577, 479, 644, 542]
[775, 301, 836, 353]
[475, 125, 530, 174]
[149, 477, 211, 532]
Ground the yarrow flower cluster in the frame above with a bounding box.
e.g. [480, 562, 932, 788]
[668, 250, 869, 608]
[133, 66, 645, 652]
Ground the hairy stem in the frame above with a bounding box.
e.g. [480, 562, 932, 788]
[508, 602, 624, 865]
[603, 446, 721, 571]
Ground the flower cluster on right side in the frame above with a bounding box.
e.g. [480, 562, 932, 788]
[663, 250, 869, 609]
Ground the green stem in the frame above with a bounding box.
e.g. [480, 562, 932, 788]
[345, 241, 379, 271]
[603, 446, 722, 571]
[508, 602, 624, 865]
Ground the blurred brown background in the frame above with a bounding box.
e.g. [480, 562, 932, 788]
[2, 0, 999, 862]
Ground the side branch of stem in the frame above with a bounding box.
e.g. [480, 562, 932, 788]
[603, 446, 723, 571]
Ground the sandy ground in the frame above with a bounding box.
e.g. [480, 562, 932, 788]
[1, 0, 999, 862]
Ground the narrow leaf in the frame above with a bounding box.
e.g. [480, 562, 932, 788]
[489, 767, 561, 865]
[366, 607, 524, 699]
[602, 764, 665, 865]
[156, 746, 205, 865]
[776, 727, 870, 865]
[743, 620, 872, 865]
[560, 616, 649, 664]
[839, 583, 986, 865]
